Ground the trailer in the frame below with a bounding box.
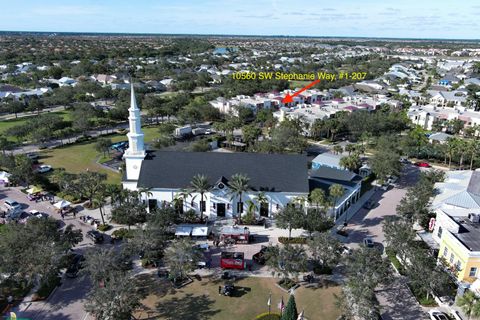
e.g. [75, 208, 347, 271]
[174, 126, 192, 137]
[219, 226, 251, 244]
[192, 127, 206, 136]
[220, 252, 245, 270]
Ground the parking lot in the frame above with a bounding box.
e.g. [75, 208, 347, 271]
[0, 186, 101, 320]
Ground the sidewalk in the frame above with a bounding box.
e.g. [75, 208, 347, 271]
[333, 188, 376, 232]
[11, 123, 128, 155]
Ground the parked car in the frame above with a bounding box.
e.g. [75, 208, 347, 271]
[7, 211, 31, 223]
[36, 165, 52, 173]
[65, 254, 85, 278]
[29, 210, 49, 219]
[4, 198, 22, 212]
[386, 175, 399, 186]
[415, 161, 431, 168]
[428, 309, 449, 320]
[86, 230, 104, 244]
[363, 237, 374, 248]
[342, 245, 352, 255]
[26, 153, 39, 160]
[252, 246, 268, 265]
[26, 153, 39, 164]
[399, 157, 410, 164]
[363, 200, 375, 210]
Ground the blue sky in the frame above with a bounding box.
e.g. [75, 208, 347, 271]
[1, 0, 479, 39]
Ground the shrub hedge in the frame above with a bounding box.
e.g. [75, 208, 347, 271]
[97, 224, 111, 232]
[278, 237, 307, 244]
[255, 313, 281, 320]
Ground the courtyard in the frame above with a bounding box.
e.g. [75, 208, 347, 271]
[134, 275, 341, 320]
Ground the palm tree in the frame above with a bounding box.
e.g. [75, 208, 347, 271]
[106, 184, 128, 207]
[454, 138, 468, 169]
[309, 188, 326, 210]
[174, 188, 192, 213]
[229, 173, 250, 224]
[469, 139, 480, 170]
[329, 184, 345, 221]
[254, 191, 269, 217]
[340, 154, 361, 172]
[190, 174, 211, 222]
[446, 138, 458, 168]
[292, 196, 307, 212]
[345, 144, 356, 155]
[457, 290, 480, 320]
[333, 145, 343, 155]
[138, 187, 153, 209]
[92, 193, 107, 225]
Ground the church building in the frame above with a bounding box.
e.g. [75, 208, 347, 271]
[122, 85, 309, 220]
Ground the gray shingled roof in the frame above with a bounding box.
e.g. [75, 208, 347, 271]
[136, 151, 309, 193]
[455, 221, 480, 251]
[310, 166, 360, 183]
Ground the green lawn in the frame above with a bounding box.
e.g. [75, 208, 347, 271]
[0, 110, 73, 135]
[135, 276, 341, 320]
[39, 125, 162, 185]
[289, 80, 312, 90]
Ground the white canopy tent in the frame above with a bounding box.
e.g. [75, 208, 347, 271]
[174, 224, 212, 237]
[54, 199, 71, 209]
[175, 225, 193, 237]
[0, 171, 11, 184]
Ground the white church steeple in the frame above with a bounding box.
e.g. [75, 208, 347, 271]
[123, 82, 146, 182]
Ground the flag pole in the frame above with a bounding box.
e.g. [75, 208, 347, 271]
[268, 291, 272, 314]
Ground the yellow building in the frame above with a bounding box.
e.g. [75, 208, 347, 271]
[437, 213, 480, 283]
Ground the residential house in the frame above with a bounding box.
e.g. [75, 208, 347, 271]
[428, 132, 453, 144]
[439, 74, 460, 86]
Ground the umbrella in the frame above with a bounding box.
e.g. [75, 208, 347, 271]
[27, 186, 43, 194]
[54, 199, 71, 209]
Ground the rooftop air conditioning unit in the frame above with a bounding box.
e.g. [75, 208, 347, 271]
[469, 213, 480, 223]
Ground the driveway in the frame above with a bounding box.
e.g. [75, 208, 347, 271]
[339, 164, 428, 320]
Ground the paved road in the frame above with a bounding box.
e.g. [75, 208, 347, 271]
[11, 122, 129, 155]
[1, 186, 97, 320]
[340, 164, 429, 320]
[343, 164, 420, 248]
[19, 275, 93, 320]
[0, 106, 66, 121]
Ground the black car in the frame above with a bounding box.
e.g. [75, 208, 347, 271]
[252, 246, 268, 265]
[86, 230, 104, 244]
[363, 200, 375, 210]
[222, 281, 235, 296]
[65, 254, 85, 278]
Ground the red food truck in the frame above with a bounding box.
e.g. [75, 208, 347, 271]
[220, 252, 245, 270]
[219, 226, 251, 244]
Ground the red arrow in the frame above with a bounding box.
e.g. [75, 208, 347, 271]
[282, 79, 321, 104]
